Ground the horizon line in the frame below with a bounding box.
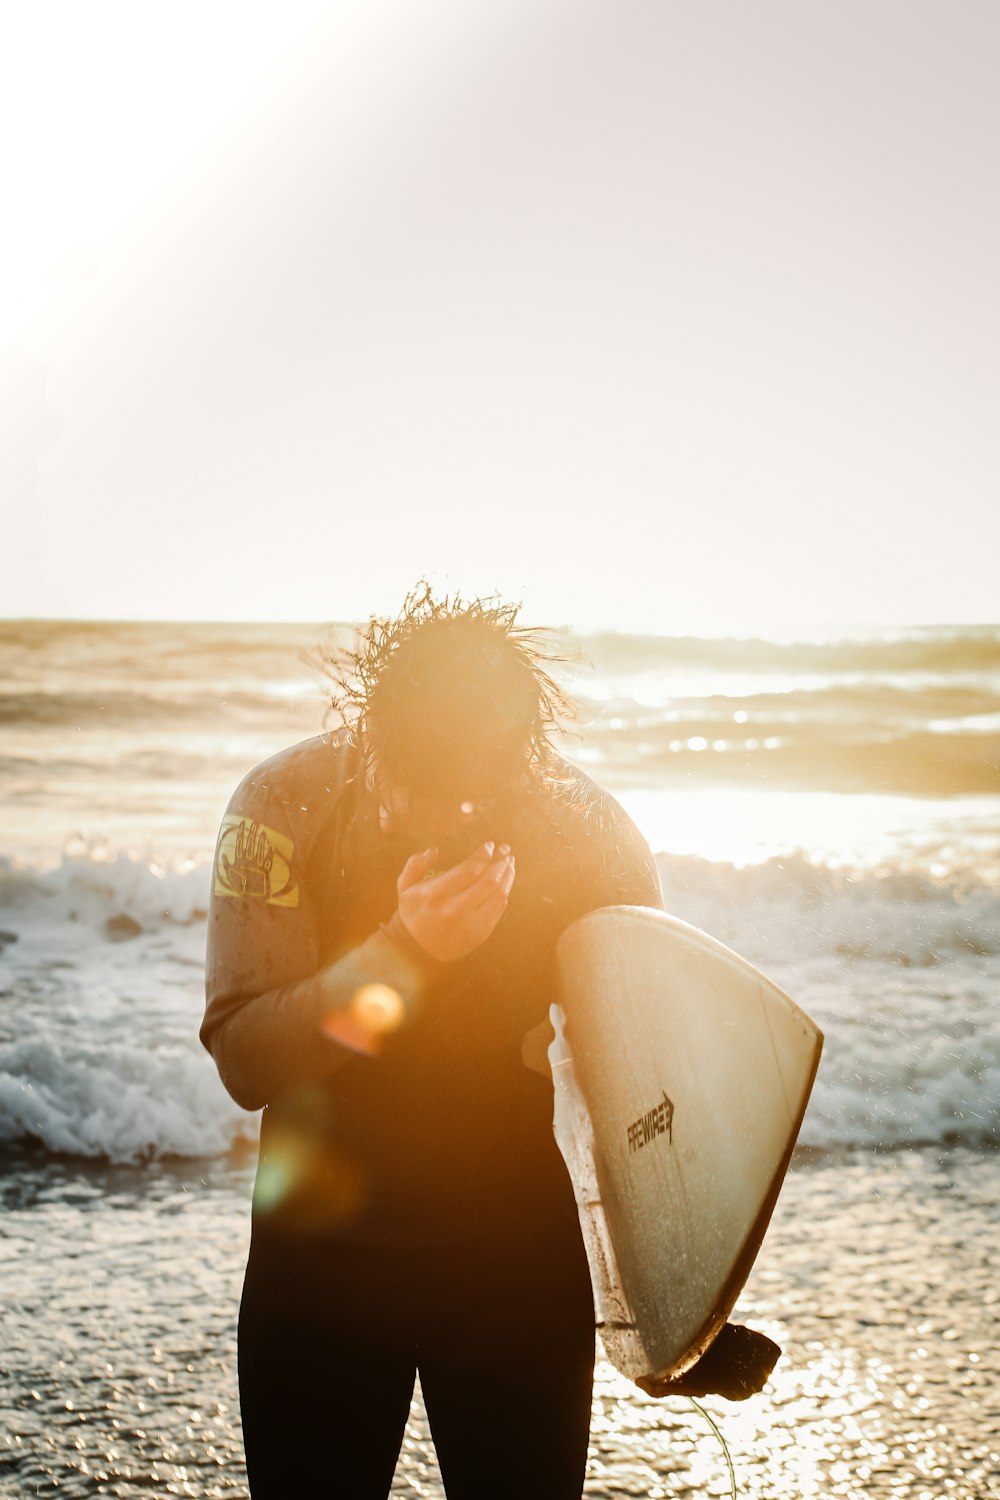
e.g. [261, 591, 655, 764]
[3, 615, 998, 637]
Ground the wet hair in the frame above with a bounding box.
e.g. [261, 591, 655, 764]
[318, 581, 577, 797]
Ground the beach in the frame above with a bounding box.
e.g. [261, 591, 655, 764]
[2, 620, 998, 1496]
[4, 1146, 997, 1497]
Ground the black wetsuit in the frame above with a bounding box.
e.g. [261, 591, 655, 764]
[202, 731, 662, 1499]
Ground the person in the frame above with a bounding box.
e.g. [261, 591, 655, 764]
[201, 584, 767, 1500]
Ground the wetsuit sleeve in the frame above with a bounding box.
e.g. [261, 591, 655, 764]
[201, 775, 441, 1112]
[583, 785, 663, 913]
[522, 779, 662, 1076]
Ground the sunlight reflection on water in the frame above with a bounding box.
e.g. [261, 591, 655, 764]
[5, 1149, 998, 1498]
[615, 785, 1000, 876]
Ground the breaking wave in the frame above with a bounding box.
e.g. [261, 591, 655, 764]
[0, 848, 996, 1161]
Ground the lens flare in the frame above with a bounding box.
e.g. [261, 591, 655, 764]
[252, 1128, 367, 1229]
[253, 1154, 298, 1211]
[321, 985, 406, 1055]
[351, 983, 405, 1037]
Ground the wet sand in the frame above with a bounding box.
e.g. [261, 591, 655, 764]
[3, 1146, 998, 1498]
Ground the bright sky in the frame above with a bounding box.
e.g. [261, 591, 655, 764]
[3, 0, 998, 630]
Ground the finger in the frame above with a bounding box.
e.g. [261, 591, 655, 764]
[464, 880, 512, 936]
[461, 856, 515, 912]
[397, 847, 438, 893]
[429, 841, 496, 896]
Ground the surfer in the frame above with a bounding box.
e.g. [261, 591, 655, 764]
[201, 584, 664, 1498]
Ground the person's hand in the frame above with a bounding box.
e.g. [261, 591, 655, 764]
[396, 842, 515, 962]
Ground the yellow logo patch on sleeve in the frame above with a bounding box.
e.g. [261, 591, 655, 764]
[214, 816, 299, 908]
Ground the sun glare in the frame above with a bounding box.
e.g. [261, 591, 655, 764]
[0, 3, 335, 345]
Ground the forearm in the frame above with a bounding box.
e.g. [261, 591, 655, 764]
[205, 918, 439, 1110]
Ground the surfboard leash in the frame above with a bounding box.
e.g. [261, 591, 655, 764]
[637, 1323, 779, 1495]
[686, 1398, 738, 1500]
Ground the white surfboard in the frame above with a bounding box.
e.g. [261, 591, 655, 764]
[550, 905, 823, 1387]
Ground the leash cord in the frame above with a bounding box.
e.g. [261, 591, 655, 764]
[687, 1397, 737, 1500]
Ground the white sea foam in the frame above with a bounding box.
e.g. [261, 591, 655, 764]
[656, 852, 1000, 968]
[0, 848, 997, 1161]
[0, 851, 255, 1162]
[0, 1035, 250, 1160]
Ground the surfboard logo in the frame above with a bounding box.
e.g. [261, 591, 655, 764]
[626, 1091, 674, 1154]
[214, 816, 299, 908]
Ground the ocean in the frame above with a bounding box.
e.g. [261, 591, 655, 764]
[2, 619, 998, 1497]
